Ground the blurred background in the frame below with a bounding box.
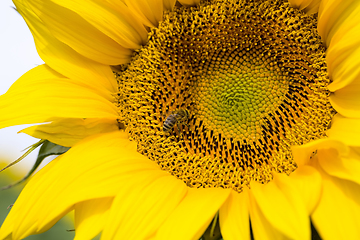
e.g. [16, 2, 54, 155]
[0, 0, 43, 170]
[0, 0, 74, 238]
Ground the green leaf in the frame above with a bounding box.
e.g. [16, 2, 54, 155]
[0, 140, 46, 174]
[1, 140, 70, 190]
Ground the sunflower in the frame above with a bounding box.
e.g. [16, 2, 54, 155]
[1, 0, 360, 239]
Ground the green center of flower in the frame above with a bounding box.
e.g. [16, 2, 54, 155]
[194, 46, 288, 143]
[115, 0, 336, 192]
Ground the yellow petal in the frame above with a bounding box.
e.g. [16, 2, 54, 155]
[317, 0, 360, 46]
[21, 118, 119, 147]
[292, 138, 348, 166]
[293, 137, 360, 185]
[287, 165, 322, 214]
[124, 0, 164, 28]
[102, 175, 187, 239]
[318, 146, 360, 185]
[178, 0, 200, 6]
[0, 65, 118, 129]
[330, 81, 360, 118]
[163, 0, 177, 10]
[14, 0, 133, 65]
[45, 0, 148, 49]
[326, 6, 360, 91]
[311, 165, 360, 240]
[0, 155, 69, 240]
[74, 197, 113, 240]
[26, 0, 146, 51]
[155, 188, 231, 240]
[288, 0, 321, 14]
[250, 173, 311, 240]
[327, 114, 360, 146]
[0, 131, 164, 239]
[248, 193, 288, 240]
[303, 0, 321, 14]
[288, 0, 313, 10]
[219, 189, 250, 240]
[14, 0, 119, 89]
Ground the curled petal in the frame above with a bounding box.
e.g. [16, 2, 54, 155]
[292, 138, 348, 166]
[21, 118, 119, 147]
[318, 146, 360, 185]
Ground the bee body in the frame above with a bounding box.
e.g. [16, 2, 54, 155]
[163, 109, 189, 133]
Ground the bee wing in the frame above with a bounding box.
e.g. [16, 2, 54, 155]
[162, 109, 175, 118]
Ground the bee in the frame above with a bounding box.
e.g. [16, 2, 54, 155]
[163, 109, 190, 134]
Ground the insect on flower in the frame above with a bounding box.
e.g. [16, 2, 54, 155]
[163, 109, 190, 137]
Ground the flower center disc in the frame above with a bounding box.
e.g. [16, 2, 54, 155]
[116, 0, 335, 192]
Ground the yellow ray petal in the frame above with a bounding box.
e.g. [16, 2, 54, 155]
[292, 138, 348, 166]
[0, 65, 118, 129]
[0, 155, 70, 240]
[74, 197, 113, 240]
[43, 0, 148, 49]
[293, 137, 360, 185]
[21, 118, 119, 147]
[303, 0, 321, 14]
[288, 0, 313, 10]
[155, 188, 231, 240]
[317, 0, 360, 46]
[178, 0, 200, 6]
[250, 173, 311, 240]
[327, 114, 360, 146]
[14, 0, 133, 66]
[0, 131, 164, 240]
[311, 165, 360, 240]
[318, 145, 360, 185]
[124, 0, 164, 28]
[330, 81, 360, 118]
[102, 175, 187, 239]
[14, 0, 119, 90]
[248, 193, 288, 240]
[326, 8, 360, 91]
[289, 0, 321, 14]
[286, 165, 322, 214]
[219, 189, 250, 240]
[163, 0, 177, 10]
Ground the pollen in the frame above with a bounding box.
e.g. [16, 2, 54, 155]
[115, 0, 336, 192]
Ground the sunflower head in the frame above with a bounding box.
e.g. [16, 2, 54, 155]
[116, 0, 335, 192]
[2, 0, 360, 239]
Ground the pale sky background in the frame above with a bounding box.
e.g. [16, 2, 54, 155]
[0, 0, 45, 171]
